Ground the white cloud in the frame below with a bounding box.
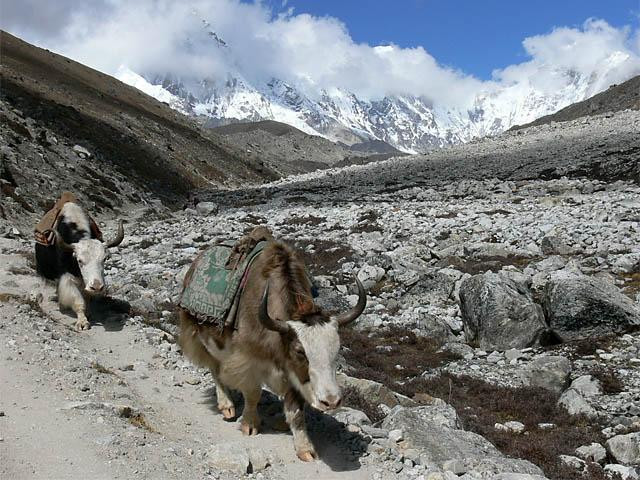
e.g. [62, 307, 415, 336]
[2, 1, 639, 108]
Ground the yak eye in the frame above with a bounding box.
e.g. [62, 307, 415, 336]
[294, 346, 306, 359]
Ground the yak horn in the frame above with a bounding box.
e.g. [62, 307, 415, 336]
[259, 283, 292, 335]
[334, 275, 367, 327]
[106, 220, 124, 248]
[47, 229, 74, 253]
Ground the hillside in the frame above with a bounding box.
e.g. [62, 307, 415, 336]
[208, 120, 404, 175]
[513, 74, 640, 130]
[0, 30, 277, 227]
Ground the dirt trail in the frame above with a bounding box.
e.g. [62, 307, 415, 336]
[0, 239, 377, 480]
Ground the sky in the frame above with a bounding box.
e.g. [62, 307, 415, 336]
[2, 0, 640, 107]
[260, 0, 640, 79]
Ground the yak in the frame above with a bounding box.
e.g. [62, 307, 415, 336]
[178, 240, 366, 461]
[35, 201, 124, 330]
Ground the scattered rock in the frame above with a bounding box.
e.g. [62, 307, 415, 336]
[543, 270, 640, 341]
[459, 272, 547, 350]
[606, 432, 640, 465]
[520, 356, 571, 395]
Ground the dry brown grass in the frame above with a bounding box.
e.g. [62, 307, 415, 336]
[340, 325, 461, 388]
[340, 325, 609, 480]
[288, 238, 356, 276]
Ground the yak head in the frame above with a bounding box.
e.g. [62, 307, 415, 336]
[52, 217, 124, 295]
[259, 274, 366, 411]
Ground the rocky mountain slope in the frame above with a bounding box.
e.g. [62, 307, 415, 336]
[0, 30, 277, 227]
[208, 120, 403, 175]
[513, 74, 640, 130]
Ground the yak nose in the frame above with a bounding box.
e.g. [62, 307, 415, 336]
[319, 394, 341, 410]
[87, 280, 105, 293]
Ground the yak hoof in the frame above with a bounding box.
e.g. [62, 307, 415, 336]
[240, 421, 259, 436]
[296, 450, 317, 462]
[75, 318, 90, 331]
[220, 407, 236, 420]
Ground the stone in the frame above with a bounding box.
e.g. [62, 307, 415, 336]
[559, 455, 586, 470]
[388, 429, 404, 442]
[543, 270, 640, 341]
[441, 459, 466, 474]
[575, 442, 607, 463]
[540, 235, 573, 255]
[558, 389, 597, 417]
[357, 264, 386, 290]
[327, 406, 371, 427]
[382, 406, 543, 477]
[604, 464, 640, 480]
[337, 373, 415, 408]
[459, 272, 547, 350]
[73, 144, 91, 158]
[206, 443, 251, 475]
[606, 432, 640, 465]
[195, 202, 218, 216]
[520, 356, 571, 395]
[505, 348, 523, 362]
[569, 375, 602, 398]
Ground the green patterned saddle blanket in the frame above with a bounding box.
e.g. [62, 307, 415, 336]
[179, 241, 267, 326]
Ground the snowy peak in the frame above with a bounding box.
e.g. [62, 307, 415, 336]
[114, 36, 637, 153]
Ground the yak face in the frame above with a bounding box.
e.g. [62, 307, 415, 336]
[285, 317, 342, 411]
[57, 203, 109, 295]
[72, 239, 108, 294]
[259, 270, 366, 411]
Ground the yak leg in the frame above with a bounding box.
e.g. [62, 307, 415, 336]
[58, 273, 89, 331]
[211, 368, 235, 419]
[284, 389, 317, 462]
[240, 384, 261, 436]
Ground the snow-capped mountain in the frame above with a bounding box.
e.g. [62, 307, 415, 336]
[115, 30, 634, 154]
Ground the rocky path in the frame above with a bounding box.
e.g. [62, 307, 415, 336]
[0, 238, 381, 480]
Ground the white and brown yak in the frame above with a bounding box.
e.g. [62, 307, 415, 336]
[178, 240, 366, 461]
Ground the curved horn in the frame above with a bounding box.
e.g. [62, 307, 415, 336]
[334, 274, 367, 327]
[105, 220, 124, 248]
[46, 229, 74, 253]
[259, 283, 292, 335]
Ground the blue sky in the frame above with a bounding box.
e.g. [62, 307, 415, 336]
[260, 0, 640, 79]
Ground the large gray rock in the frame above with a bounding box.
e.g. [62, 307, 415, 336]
[337, 373, 416, 408]
[543, 270, 640, 341]
[558, 388, 597, 417]
[459, 272, 547, 350]
[382, 404, 544, 477]
[520, 356, 571, 395]
[606, 432, 640, 465]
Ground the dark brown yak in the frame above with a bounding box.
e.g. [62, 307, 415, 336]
[178, 240, 366, 461]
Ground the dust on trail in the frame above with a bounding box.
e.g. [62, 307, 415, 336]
[0, 239, 378, 480]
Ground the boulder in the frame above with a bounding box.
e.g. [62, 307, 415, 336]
[606, 432, 640, 465]
[195, 202, 219, 216]
[558, 389, 597, 417]
[357, 263, 385, 290]
[540, 235, 574, 256]
[575, 443, 607, 464]
[604, 464, 640, 480]
[382, 405, 544, 477]
[337, 373, 415, 408]
[459, 272, 547, 350]
[543, 270, 640, 341]
[520, 356, 571, 395]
